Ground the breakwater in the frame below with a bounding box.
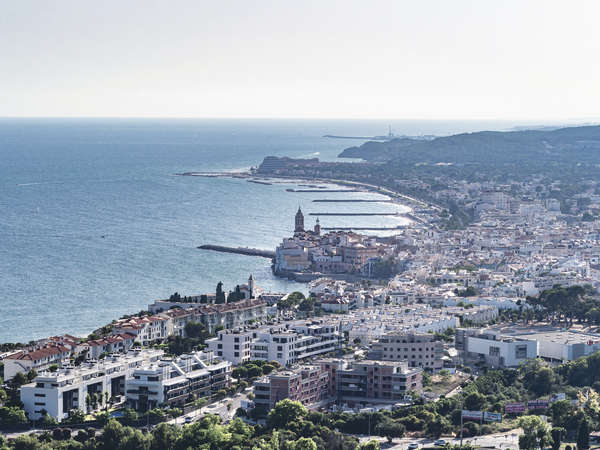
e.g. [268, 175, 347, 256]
[286, 188, 360, 193]
[322, 226, 405, 231]
[198, 245, 275, 259]
[309, 212, 400, 216]
[312, 199, 391, 203]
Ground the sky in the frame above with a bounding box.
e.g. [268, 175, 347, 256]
[2, 0, 600, 120]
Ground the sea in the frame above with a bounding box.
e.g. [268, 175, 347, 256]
[0, 118, 529, 343]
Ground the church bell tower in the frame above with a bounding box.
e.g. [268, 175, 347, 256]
[295, 207, 305, 232]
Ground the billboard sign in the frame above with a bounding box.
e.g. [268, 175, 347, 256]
[528, 400, 549, 410]
[484, 412, 502, 422]
[462, 410, 483, 420]
[505, 402, 526, 413]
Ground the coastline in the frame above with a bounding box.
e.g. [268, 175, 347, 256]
[177, 170, 437, 224]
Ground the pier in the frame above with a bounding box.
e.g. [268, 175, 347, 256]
[322, 226, 405, 231]
[286, 188, 360, 193]
[309, 212, 401, 216]
[312, 199, 391, 203]
[198, 245, 275, 259]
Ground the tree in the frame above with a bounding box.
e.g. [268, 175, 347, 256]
[48, 364, 59, 373]
[425, 416, 449, 439]
[517, 415, 553, 450]
[10, 371, 28, 388]
[39, 411, 57, 426]
[375, 419, 405, 443]
[359, 440, 380, 450]
[26, 369, 37, 382]
[463, 391, 486, 411]
[122, 408, 139, 426]
[551, 427, 565, 450]
[64, 408, 86, 424]
[10, 435, 46, 450]
[278, 292, 305, 310]
[262, 364, 275, 375]
[245, 364, 263, 379]
[577, 419, 590, 450]
[0, 405, 28, 426]
[184, 321, 207, 340]
[267, 399, 308, 429]
[151, 423, 181, 450]
[291, 437, 318, 450]
[216, 282, 226, 304]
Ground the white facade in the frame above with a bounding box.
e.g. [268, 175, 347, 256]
[465, 335, 537, 368]
[21, 350, 163, 421]
[125, 351, 231, 410]
[208, 322, 341, 367]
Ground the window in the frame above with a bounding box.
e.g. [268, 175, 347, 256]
[515, 344, 528, 359]
[34, 393, 46, 398]
[489, 346, 500, 357]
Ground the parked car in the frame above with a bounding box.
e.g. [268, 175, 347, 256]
[408, 444, 419, 449]
[184, 417, 192, 424]
[434, 439, 446, 446]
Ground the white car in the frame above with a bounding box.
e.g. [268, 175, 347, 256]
[407, 444, 419, 449]
[434, 439, 446, 446]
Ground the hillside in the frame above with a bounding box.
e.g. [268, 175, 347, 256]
[338, 125, 600, 167]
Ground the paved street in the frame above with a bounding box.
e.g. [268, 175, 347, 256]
[171, 390, 252, 425]
[358, 429, 521, 449]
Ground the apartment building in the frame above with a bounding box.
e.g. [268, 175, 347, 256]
[207, 321, 341, 367]
[4, 345, 72, 381]
[125, 351, 231, 411]
[369, 332, 444, 372]
[206, 329, 254, 366]
[75, 333, 136, 360]
[253, 365, 329, 411]
[20, 350, 163, 421]
[319, 359, 423, 406]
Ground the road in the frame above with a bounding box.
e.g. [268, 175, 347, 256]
[358, 429, 521, 449]
[170, 390, 252, 426]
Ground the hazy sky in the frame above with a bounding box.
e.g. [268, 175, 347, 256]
[2, 0, 600, 119]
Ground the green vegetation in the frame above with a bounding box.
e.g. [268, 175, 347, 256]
[232, 360, 281, 381]
[278, 292, 305, 310]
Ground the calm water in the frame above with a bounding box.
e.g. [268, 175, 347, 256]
[0, 118, 524, 342]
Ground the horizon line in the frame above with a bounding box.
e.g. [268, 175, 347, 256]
[1, 115, 600, 123]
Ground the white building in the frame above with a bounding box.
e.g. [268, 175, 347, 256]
[207, 321, 341, 367]
[459, 329, 537, 368]
[125, 351, 231, 410]
[20, 350, 163, 421]
[4, 345, 72, 381]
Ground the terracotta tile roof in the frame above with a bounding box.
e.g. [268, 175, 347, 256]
[6, 345, 70, 362]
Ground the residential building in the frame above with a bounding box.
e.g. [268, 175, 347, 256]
[253, 365, 329, 411]
[369, 332, 444, 372]
[125, 351, 231, 410]
[4, 345, 72, 381]
[319, 359, 423, 406]
[20, 350, 163, 421]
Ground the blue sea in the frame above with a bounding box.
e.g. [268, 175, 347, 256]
[0, 118, 525, 342]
